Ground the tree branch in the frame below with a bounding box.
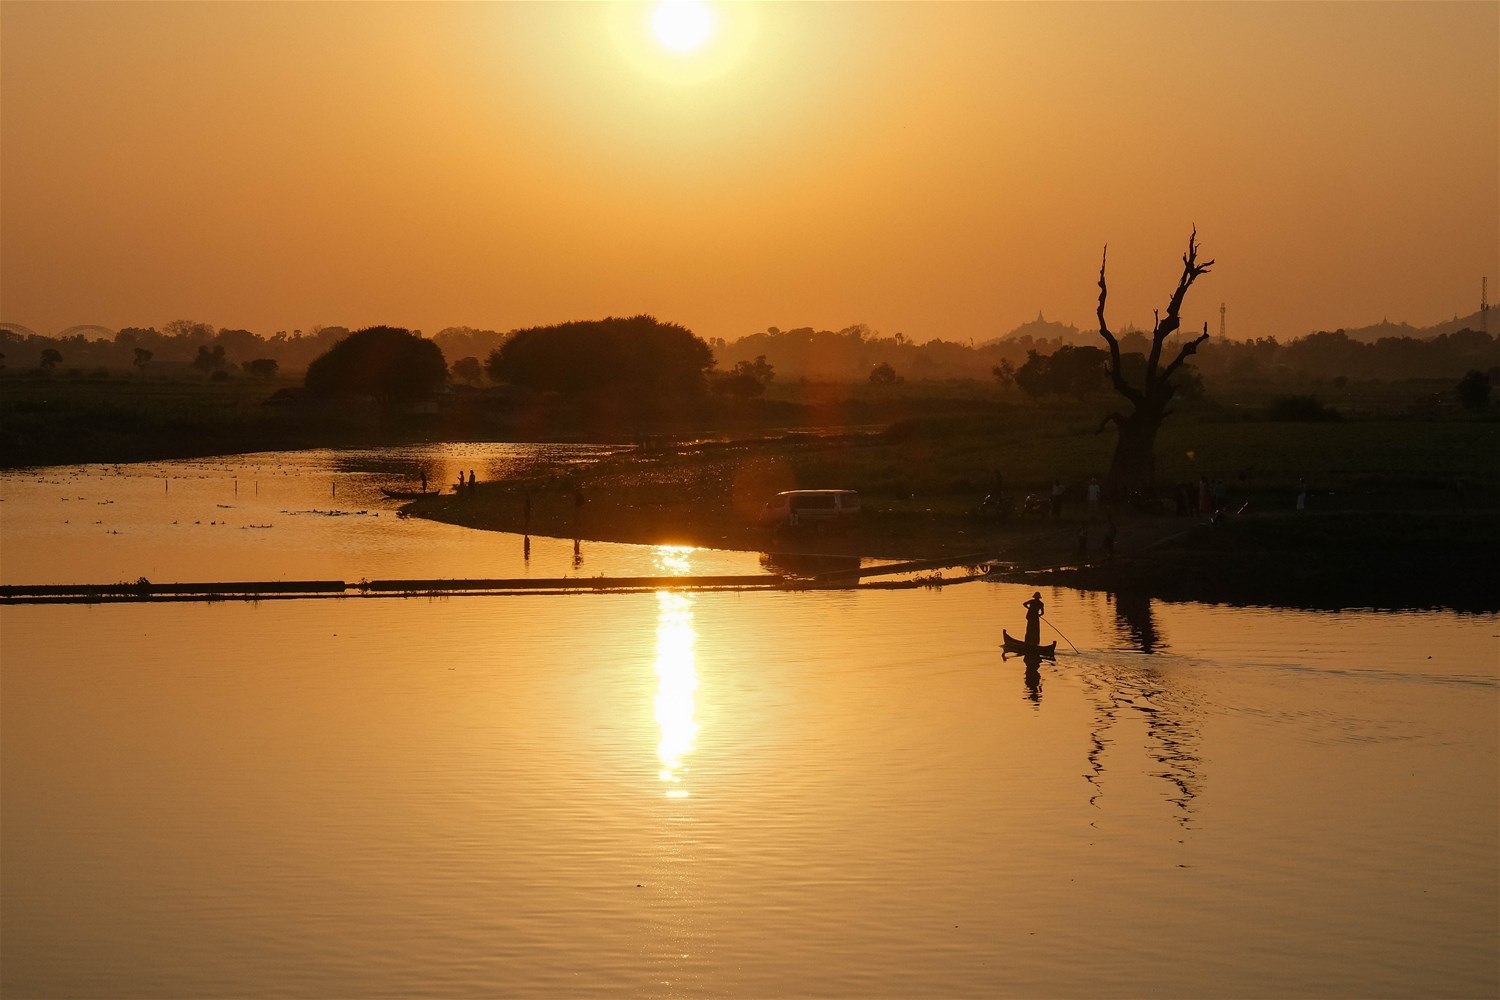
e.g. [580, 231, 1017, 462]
[1096, 245, 1144, 407]
[1147, 227, 1215, 383]
[1161, 322, 1210, 382]
[1096, 411, 1125, 435]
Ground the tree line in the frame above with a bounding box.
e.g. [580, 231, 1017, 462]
[712, 323, 1500, 385]
[0, 322, 507, 379]
[4, 315, 1496, 389]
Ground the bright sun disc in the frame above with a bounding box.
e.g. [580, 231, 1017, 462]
[651, 0, 715, 53]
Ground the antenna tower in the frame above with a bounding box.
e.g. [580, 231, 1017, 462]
[1219, 302, 1226, 339]
[1483, 278, 1489, 335]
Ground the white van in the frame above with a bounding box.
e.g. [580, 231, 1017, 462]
[760, 489, 861, 528]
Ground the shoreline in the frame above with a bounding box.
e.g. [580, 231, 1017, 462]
[405, 455, 1499, 613]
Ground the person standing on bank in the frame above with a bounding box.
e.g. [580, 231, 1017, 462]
[1022, 592, 1045, 646]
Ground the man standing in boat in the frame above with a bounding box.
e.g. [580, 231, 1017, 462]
[1022, 592, 1045, 646]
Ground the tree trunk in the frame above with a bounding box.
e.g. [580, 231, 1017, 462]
[1105, 410, 1162, 497]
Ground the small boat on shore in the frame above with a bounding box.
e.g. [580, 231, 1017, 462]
[1002, 630, 1056, 657]
[380, 487, 442, 500]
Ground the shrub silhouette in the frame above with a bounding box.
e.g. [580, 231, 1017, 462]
[1268, 394, 1341, 421]
[1457, 369, 1490, 410]
[486, 315, 713, 397]
[305, 326, 447, 402]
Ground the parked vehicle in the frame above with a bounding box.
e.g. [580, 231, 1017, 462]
[1018, 493, 1050, 517]
[760, 489, 861, 529]
[970, 493, 1014, 520]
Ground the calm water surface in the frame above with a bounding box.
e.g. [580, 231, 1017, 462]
[3, 449, 1497, 998]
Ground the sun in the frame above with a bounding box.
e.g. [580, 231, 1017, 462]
[651, 0, 715, 53]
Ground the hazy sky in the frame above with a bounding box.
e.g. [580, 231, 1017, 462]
[2, 1, 1496, 344]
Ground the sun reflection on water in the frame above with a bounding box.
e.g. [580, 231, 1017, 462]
[653, 547, 699, 798]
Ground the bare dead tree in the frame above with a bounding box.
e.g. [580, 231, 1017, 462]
[1096, 228, 1214, 497]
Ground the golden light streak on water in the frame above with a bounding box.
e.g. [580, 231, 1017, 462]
[653, 547, 699, 798]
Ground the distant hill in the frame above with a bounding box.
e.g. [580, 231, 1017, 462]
[980, 306, 1492, 346]
[981, 312, 1086, 346]
[1335, 308, 1490, 344]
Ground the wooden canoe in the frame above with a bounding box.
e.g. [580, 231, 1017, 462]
[1002, 629, 1056, 657]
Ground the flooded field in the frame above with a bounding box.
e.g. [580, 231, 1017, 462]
[3, 449, 1497, 997]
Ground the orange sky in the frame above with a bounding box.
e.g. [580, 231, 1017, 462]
[2, 1, 1496, 344]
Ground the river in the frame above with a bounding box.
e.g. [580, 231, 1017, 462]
[2, 446, 1496, 998]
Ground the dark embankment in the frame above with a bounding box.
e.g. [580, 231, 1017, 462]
[1023, 510, 1500, 612]
[408, 430, 1500, 612]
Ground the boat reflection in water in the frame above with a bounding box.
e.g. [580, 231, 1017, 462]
[652, 546, 699, 799]
[1022, 654, 1044, 704]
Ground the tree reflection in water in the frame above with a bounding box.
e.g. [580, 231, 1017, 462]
[1083, 593, 1203, 828]
[1111, 590, 1163, 653]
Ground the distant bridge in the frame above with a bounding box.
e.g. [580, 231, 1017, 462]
[0, 323, 117, 340]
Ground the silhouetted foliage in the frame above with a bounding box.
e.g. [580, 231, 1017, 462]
[712, 372, 767, 399]
[242, 358, 279, 379]
[711, 356, 774, 399]
[432, 327, 508, 364]
[6, 309, 1494, 384]
[450, 356, 484, 385]
[1014, 345, 1109, 398]
[304, 326, 448, 402]
[1457, 369, 1491, 410]
[736, 355, 775, 384]
[192, 344, 227, 374]
[133, 347, 152, 372]
[486, 315, 713, 397]
[1268, 394, 1341, 421]
[869, 361, 902, 385]
[39, 348, 62, 371]
[163, 320, 215, 346]
[1119, 352, 1204, 401]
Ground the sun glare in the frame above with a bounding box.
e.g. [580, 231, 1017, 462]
[651, 0, 715, 53]
[609, 0, 756, 86]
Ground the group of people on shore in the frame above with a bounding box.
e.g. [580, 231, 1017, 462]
[1042, 476, 1109, 520]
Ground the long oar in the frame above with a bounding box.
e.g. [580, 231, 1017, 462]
[1042, 615, 1081, 654]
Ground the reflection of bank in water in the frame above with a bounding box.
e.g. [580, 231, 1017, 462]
[758, 551, 861, 578]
